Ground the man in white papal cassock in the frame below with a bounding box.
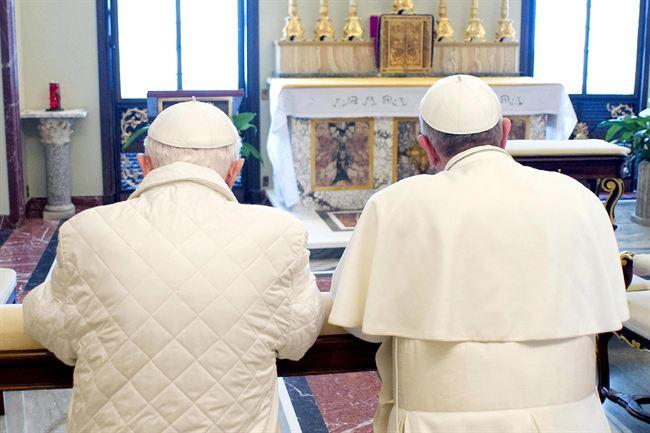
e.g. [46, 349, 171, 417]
[329, 75, 629, 433]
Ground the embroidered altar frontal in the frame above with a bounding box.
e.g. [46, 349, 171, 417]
[289, 115, 545, 210]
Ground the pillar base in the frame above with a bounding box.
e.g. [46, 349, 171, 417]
[631, 213, 650, 227]
[43, 204, 75, 220]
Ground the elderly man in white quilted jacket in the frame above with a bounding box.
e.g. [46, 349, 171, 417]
[23, 100, 324, 433]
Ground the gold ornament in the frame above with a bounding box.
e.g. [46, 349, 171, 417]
[435, 0, 454, 41]
[342, 0, 365, 40]
[495, 0, 517, 42]
[314, 0, 336, 41]
[392, 0, 414, 14]
[465, 0, 486, 42]
[573, 122, 589, 140]
[282, 0, 305, 41]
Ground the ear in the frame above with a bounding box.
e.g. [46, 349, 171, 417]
[418, 134, 440, 168]
[225, 159, 245, 189]
[499, 117, 512, 149]
[137, 153, 154, 176]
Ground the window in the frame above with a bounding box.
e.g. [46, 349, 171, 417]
[533, 0, 641, 95]
[117, 0, 240, 99]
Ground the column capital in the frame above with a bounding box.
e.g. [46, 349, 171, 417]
[37, 118, 75, 146]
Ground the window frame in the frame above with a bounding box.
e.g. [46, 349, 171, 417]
[520, 0, 650, 107]
[96, 0, 261, 203]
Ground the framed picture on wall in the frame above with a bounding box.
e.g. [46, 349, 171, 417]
[146, 90, 245, 121]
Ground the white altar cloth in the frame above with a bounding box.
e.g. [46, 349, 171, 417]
[267, 77, 578, 208]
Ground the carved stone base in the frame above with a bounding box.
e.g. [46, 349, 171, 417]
[274, 40, 377, 76]
[43, 203, 75, 221]
[433, 41, 519, 75]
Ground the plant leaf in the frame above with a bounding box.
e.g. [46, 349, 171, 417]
[123, 125, 150, 150]
[240, 141, 263, 163]
[605, 124, 623, 142]
[621, 130, 634, 142]
[232, 112, 257, 130]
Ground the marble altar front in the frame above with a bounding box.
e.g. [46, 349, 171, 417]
[267, 77, 578, 209]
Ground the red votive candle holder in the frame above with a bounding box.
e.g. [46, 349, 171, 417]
[48, 82, 61, 111]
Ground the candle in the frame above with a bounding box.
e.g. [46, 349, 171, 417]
[48, 82, 61, 111]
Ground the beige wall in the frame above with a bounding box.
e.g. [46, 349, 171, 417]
[257, 0, 522, 184]
[16, 0, 103, 199]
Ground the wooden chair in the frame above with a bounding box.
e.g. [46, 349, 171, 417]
[598, 252, 650, 423]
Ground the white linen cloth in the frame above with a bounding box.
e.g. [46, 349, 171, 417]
[267, 78, 578, 207]
[329, 145, 629, 432]
[23, 161, 324, 433]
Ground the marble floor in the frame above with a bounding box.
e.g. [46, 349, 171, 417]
[1, 199, 649, 432]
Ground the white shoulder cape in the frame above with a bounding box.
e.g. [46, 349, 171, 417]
[329, 149, 629, 341]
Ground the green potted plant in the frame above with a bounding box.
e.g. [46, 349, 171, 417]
[123, 112, 262, 161]
[601, 114, 650, 226]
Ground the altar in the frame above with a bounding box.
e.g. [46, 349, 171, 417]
[267, 77, 578, 209]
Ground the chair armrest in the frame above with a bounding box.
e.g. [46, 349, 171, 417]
[0, 304, 43, 351]
[634, 254, 650, 277]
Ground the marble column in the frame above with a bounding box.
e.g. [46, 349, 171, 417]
[20, 110, 87, 220]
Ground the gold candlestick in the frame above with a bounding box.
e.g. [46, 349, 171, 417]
[314, 0, 336, 41]
[465, 0, 486, 42]
[342, 0, 365, 40]
[392, 0, 414, 14]
[435, 0, 454, 41]
[282, 0, 305, 41]
[495, 0, 517, 42]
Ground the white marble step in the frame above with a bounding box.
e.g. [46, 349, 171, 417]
[0, 269, 17, 304]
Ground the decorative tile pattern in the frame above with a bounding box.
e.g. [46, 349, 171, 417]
[120, 152, 144, 192]
[394, 118, 434, 180]
[290, 117, 394, 210]
[312, 120, 374, 191]
[317, 211, 362, 232]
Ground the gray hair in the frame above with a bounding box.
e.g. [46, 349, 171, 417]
[144, 137, 241, 178]
[419, 118, 503, 159]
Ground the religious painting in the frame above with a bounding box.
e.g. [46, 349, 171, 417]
[393, 118, 435, 181]
[146, 90, 244, 119]
[317, 210, 362, 232]
[379, 14, 434, 74]
[158, 97, 233, 117]
[507, 115, 531, 140]
[311, 119, 374, 191]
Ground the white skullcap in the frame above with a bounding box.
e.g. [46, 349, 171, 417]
[419, 75, 502, 135]
[147, 99, 239, 149]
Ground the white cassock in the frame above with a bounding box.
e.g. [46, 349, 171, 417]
[329, 145, 629, 433]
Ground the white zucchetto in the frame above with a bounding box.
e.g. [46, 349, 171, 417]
[419, 74, 502, 135]
[147, 99, 239, 149]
